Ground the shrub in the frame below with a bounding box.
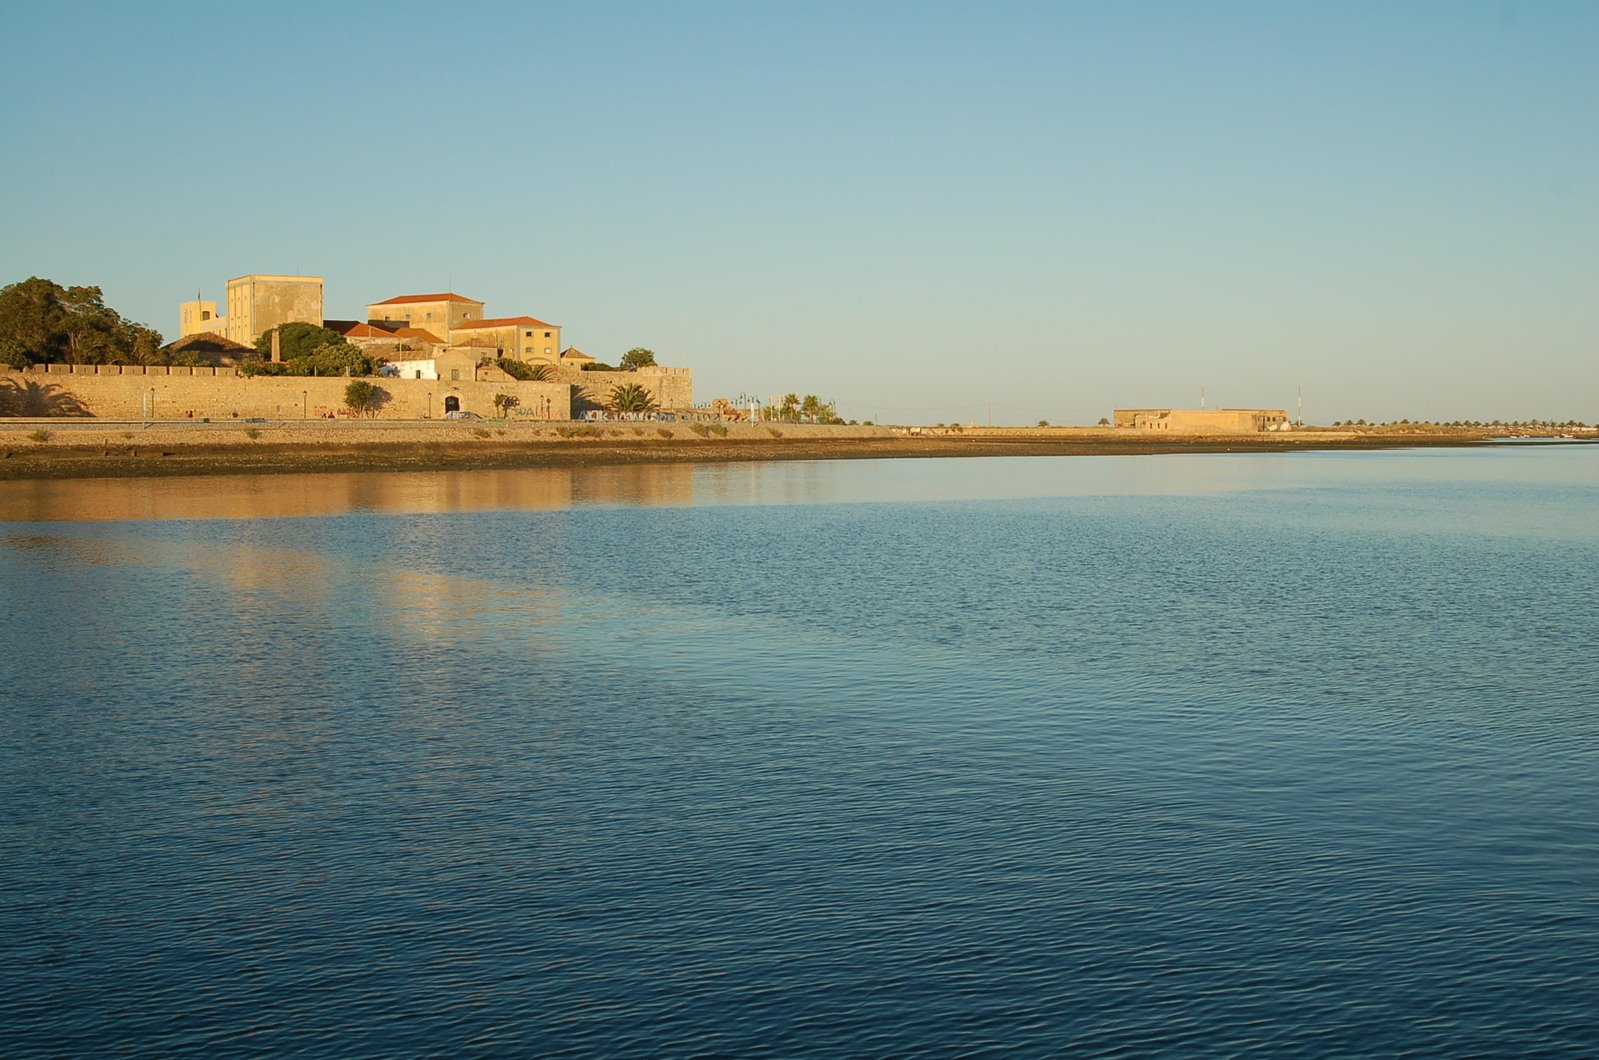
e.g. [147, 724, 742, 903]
[497, 358, 548, 382]
[27, 428, 50, 442]
[243, 427, 260, 440]
[344, 379, 386, 417]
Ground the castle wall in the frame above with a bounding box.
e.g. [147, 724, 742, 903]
[3, 365, 569, 422]
[545, 365, 693, 411]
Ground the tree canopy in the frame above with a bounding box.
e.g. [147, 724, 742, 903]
[620, 347, 657, 369]
[239, 342, 374, 378]
[253, 322, 354, 363]
[763, 392, 843, 424]
[343, 380, 387, 417]
[0, 277, 163, 367]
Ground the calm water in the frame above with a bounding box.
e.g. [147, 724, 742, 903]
[2, 448, 1596, 1056]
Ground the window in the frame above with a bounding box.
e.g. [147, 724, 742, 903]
[414, 370, 423, 379]
[544, 348, 552, 355]
[544, 331, 551, 338]
[450, 369, 460, 380]
[524, 330, 534, 338]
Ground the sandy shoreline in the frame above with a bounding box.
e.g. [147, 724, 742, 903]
[0, 420, 1523, 481]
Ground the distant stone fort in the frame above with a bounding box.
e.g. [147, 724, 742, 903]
[1114, 408, 1289, 432]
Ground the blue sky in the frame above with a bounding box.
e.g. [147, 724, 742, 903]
[3, 1, 1595, 423]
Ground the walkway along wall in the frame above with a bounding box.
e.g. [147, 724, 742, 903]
[1, 365, 570, 421]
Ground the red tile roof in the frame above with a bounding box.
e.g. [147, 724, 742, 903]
[560, 346, 594, 361]
[342, 322, 399, 339]
[453, 315, 557, 330]
[394, 327, 444, 344]
[369, 292, 482, 306]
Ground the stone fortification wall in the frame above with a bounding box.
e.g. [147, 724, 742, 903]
[545, 365, 693, 411]
[2, 365, 569, 421]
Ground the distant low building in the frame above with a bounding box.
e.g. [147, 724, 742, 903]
[1114, 408, 1290, 432]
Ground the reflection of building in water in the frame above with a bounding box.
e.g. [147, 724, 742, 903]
[567, 464, 695, 508]
[0, 466, 700, 524]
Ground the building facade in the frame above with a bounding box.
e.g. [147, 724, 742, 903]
[448, 316, 562, 362]
[365, 293, 486, 337]
[1113, 408, 1290, 432]
[179, 275, 324, 346]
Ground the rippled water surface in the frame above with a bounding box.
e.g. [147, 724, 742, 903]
[3, 449, 1597, 1055]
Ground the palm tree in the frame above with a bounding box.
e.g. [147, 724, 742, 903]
[608, 382, 659, 414]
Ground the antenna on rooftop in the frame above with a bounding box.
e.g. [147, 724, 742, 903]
[1297, 386, 1304, 426]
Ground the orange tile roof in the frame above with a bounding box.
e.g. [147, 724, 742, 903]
[395, 327, 444, 344]
[560, 346, 594, 361]
[370, 292, 482, 306]
[453, 315, 557, 330]
[342, 322, 398, 338]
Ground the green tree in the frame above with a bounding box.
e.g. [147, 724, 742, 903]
[343, 379, 386, 417]
[608, 382, 659, 414]
[254, 322, 355, 363]
[0, 276, 164, 365]
[303, 343, 372, 377]
[497, 357, 549, 382]
[620, 347, 657, 369]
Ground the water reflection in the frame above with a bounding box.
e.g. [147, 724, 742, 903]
[0, 464, 699, 523]
[2, 448, 1593, 524]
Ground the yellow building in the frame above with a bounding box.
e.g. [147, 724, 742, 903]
[178, 274, 324, 346]
[178, 300, 226, 337]
[366, 293, 485, 337]
[449, 316, 562, 363]
[1114, 408, 1290, 432]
